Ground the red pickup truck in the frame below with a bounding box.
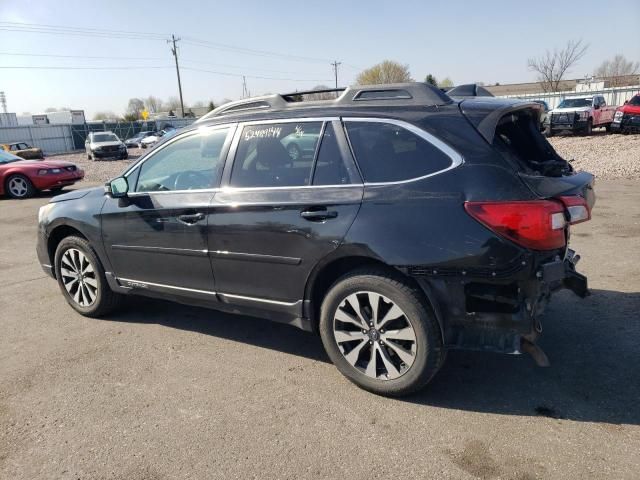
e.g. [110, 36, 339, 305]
[547, 95, 617, 136]
[610, 93, 640, 133]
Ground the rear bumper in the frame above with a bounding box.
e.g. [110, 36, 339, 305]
[410, 249, 588, 355]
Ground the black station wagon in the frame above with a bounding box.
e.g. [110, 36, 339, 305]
[37, 83, 594, 395]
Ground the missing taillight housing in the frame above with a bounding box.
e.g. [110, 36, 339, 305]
[559, 195, 591, 224]
[464, 200, 566, 250]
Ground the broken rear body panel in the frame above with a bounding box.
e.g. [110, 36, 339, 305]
[341, 98, 594, 357]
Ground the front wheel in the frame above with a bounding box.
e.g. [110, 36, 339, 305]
[584, 119, 593, 136]
[6, 174, 35, 199]
[54, 236, 123, 317]
[319, 269, 444, 396]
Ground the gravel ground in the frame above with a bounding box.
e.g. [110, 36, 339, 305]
[48, 133, 640, 186]
[548, 132, 640, 180]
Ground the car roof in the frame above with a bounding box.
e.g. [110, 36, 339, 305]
[196, 82, 452, 125]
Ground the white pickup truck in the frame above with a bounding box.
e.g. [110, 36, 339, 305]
[547, 95, 617, 136]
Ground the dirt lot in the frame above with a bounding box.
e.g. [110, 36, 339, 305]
[1, 177, 639, 476]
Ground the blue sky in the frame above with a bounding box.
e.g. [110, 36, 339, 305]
[1, 0, 639, 117]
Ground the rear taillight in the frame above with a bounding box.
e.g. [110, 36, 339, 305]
[558, 195, 591, 224]
[464, 200, 566, 250]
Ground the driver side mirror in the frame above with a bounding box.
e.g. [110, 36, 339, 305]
[105, 177, 129, 198]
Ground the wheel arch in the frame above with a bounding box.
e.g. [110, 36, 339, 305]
[304, 253, 445, 341]
[47, 224, 89, 277]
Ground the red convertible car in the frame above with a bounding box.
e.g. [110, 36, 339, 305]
[0, 150, 84, 199]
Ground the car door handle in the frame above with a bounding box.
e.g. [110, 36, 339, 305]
[300, 208, 338, 221]
[177, 213, 205, 225]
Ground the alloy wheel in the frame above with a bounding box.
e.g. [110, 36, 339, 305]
[8, 177, 29, 197]
[333, 291, 417, 380]
[60, 248, 98, 307]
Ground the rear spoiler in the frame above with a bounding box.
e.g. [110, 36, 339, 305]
[447, 84, 494, 98]
[458, 98, 543, 143]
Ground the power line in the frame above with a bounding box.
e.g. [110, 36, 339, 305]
[0, 65, 172, 70]
[0, 21, 167, 40]
[181, 66, 332, 82]
[180, 37, 332, 64]
[0, 51, 163, 61]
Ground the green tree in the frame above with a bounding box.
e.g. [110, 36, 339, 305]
[356, 60, 413, 85]
[439, 77, 454, 88]
[425, 74, 438, 86]
[207, 101, 215, 112]
[122, 112, 139, 122]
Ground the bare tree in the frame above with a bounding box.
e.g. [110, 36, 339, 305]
[528, 39, 589, 92]
[356, 60, 413, 85]
[595, 55, 640, 87]
[164, 96, 182, 111]
[127, 98, 145, 119]
[93, 111, 117, 121]
[144, 95, 162, 113]
[306, 85, 338, 100]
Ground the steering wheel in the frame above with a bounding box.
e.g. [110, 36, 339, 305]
[173, 170, 211, 191]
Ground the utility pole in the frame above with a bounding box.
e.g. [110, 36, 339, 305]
[331, 60, 341, 89]
[168, 34, 185, 118]
[242, 76, 248, 98]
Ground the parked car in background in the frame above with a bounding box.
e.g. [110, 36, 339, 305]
[1, 142, 44, 160]
[85, 132, 128, 160]
[610, 94, 640, 134]
[547, 95, 616, 136]
[124, 131, 155, 148]
[1, 149, 84, 199]
[280, 124, 323, 160]
[37, 83, 594, 396]
[140, 127, 178, 149]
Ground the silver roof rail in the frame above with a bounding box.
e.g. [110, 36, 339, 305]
[196, 82, 452, 123]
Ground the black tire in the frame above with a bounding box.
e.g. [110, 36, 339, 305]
[319, 268, 444, 396]
[545, 128, 554, 138]
[87, 151, 92, 160]
[584, 119, 593, 136]
[121, 151, 129, 160]
[54, 236, 123, 317]
[5, 174, 36, 199]
[605, 123, 612, 133]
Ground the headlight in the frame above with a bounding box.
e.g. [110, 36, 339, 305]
[613, 111, 624, 123]
[94, 146, 103, 151]
[577, 111, 589, 120]
[38, 202, 55, 223]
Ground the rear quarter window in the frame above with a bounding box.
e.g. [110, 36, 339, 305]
[344, 121, 454, 183]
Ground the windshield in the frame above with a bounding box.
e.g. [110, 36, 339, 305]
[558, 98, 592, 108]
[628, 95, 640, 106]
[0, 150, 22, 164]
[93, 134, 119, 142]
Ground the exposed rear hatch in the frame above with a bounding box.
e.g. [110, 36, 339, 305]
[459, 98, 595, 209]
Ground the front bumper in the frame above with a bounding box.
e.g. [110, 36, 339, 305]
[32, 170, 85, 190]
[93, 149, 126, 158]
[550, 119, 588, 132]
[610, 114, 640, 132]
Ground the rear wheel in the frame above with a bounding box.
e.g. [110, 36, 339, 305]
[54, 236, 123, 317]
[6, 174, 35, 199]
[319, 268, 444, 396]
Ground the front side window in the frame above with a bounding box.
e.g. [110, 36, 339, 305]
[134, 127, 230, 192]
[344, 121, 453, 183]
[230, 122, 322, 188]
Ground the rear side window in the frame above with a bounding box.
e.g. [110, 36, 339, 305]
[344, 121, 453, 183]
[230, 122, 322, 188]
[312, 124, 352, 186]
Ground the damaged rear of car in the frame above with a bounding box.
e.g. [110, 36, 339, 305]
[402, 97, 594, 364]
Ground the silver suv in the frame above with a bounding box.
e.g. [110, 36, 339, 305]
[85, 132, 127, 160]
